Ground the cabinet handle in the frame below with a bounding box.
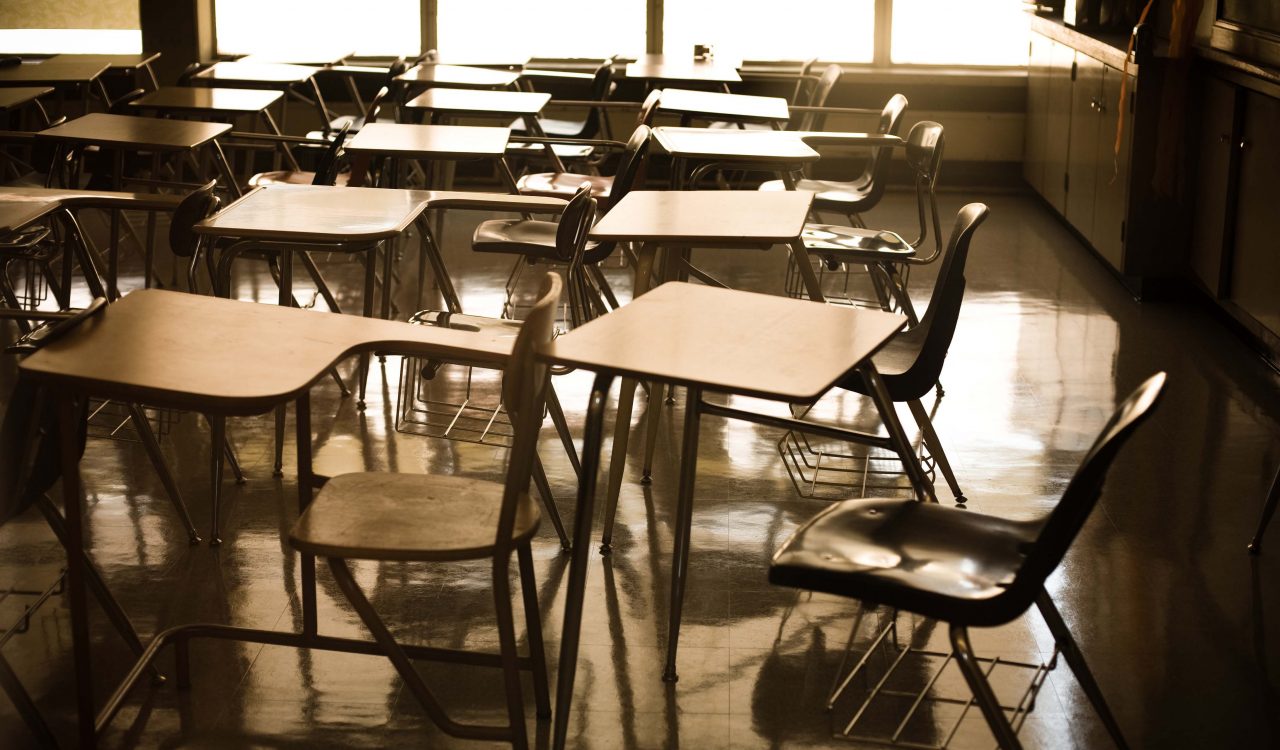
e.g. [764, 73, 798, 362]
[1240, 140, 1250, 151]
[1218, 134, 1230, 143]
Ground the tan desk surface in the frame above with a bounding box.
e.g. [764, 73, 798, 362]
[404, 88, 551, 116]
[20, 289, 515, 415]
[0, 62, 108, 86]
[395, 64, 521, 89]
[345, 122, 511, 159]
[0, 199, 59, 235]
[238, 49, 354, 66]
[131, 87, 283, 114]
[657, 88, 789, 122]
[625, 55, 742, 83]
[0, 86, 52, 110]
[36, 113, 231, 151]
[192, 61, 321, 85]
[546, 281, 905, 402]
[652, 127, 819, 163]
[0, 186, 185, 213]
[47, 53, 161, 71]
[588, 190, 813, 246]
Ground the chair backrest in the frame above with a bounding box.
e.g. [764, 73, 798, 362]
[411, 49, 438, 67]
[0, 298, 104, 525]
[363, 85, 390, 125]
[496, 272, 563, 553]
[637, 88, 662, 126]
[553, 185, 599, 327]
[901, 120, 946, 261]
[853, 202, 987, 400]
[168, 180, 220, 258]
[0, 57, 22, 68]
[1010, 372, 1167, 601]
[607, 124, 651, 210]
[579, 59, 614, 139]
[109, 88, 148, 115]
[851, 93, 908, 201]
[176, 62, 208, 86]
[311, 121, 352, 185]
[795, 64, 843, 131]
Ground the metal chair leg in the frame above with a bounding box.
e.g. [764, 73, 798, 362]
[223, 435, 246, 484]
[545, 384, 581, 477]
[516, 544, 551, 720]
[1248, 464, 1280, 554]
[1035, 591, 1130, 749]
[273, 406, 286, 477]
[206, 414, 227, 545]
[492, 553, 530, 749]
[950, 624, 1023, 750]
[907, 398, 963, 501]
[0, 650, 57, 748]
[531, 455, 570, 551]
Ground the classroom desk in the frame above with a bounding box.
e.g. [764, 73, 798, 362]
[625, 54, 742, 89]
[0, 86, 53, 124]
[344, 122, 520, 192]
[129, 86, 297, 169]
[541, 281, 914, 749]
[657, 87, 790, 127]
[0, 62, 109, 115]
[653, 126, 819, 188]
[237, 48, 354, 66]
[19, 288, 524, 748]
[395, 63, 522, 92]
[402, 88, 564, 170]
[189, 61, 330, 132]
[47, 52, 162, 90]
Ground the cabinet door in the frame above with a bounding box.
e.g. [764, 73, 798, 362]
[1043, 41, 1074, 214]
[1188, 75, 1238, 296]
[1066, 54, 1104, 237]
[1229, 91, 1280, 336]
[1091, 63, 1134, 272]
[1024, 34, 1052, 194]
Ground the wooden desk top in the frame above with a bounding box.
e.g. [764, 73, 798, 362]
[653, 127, 819, 163]
[36, 113, 231, 151]
[238, 49, 353, 66]
[404, 88, 551, 116]
[546, 282, 905, 402]
[0, 186, 184, 213]
[192, 62, 321, 85]
[589, 190, 813, 246]
[195, 185, 567, 242]
[20, 289, 516, 415]
[47, 53, 161, 71]
[0, 199, 59, 236]
[345, 123, 511, 159]
[0, 62, 109, 86]
[793, 131, 905, 148]
[0, 86, 52, 110]
[395, 64, 521, 90]
[625, 55, 741, 83]
[130, 87, 282, 114]
[657, 88, 789, 123]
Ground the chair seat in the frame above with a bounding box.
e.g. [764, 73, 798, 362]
[510, 116, 589, 138]
[247, 170, 352, 188]
[290, 473, 540, 562]
[474, 218, 607, 264]
[769, 498, 1039, 627]
[760, 178, 874, 210]
[517, 171, 614, 200]
[801, 223, 914, 260]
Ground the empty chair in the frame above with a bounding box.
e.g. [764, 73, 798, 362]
[769, 371, 1167, 750]
[513, 58, 615, 140]
[759, 93, 908, 225]
[514, 122, 651, 205]
[784, 203, 989, 503]
[710, 63, 843, 132]
[792, 120, 945, 323]
[248, 121, 353, 187]
[289, 272, 564, 750]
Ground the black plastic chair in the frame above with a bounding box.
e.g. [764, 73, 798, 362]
[771, 371, 1167, 750]
[513, 59, 615, 140]
[249, 120, 353, 187]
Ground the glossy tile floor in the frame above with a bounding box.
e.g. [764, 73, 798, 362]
[1, 188, 1278, 748]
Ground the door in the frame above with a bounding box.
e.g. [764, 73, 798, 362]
[1229, 90, 1280, 337]
[1065, 54, 1104, 237]
[1188, 74, 1239, 296]
[1043, 41, 1074, 214]
[1024, 34, 1052, 194]
[1091, 63, 1135, 272]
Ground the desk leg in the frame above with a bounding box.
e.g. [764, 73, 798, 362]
[57, 392, 96, 748]
[553, 373, 614, 750]
[109, 149, 124, 299]
[663, 386, 702, 683]
[210, 140, 243, 197]
[600, 244, 659, 551]
[296, 390, 318, 635]
[262, 109, 300, 171]
[206, 414, 227, 546]
[274, 250, 294, 476]
[417, 215, 461, 314]
[859, 362, 936, 503]
[788, 238, 825, 302]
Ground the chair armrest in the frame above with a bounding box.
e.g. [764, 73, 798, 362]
[227, 131, 331, 146]
[788, 105, 887, 117]
[415, 192, 569, 213]
[521, 69, 597, 81]
[508, 135, 627, 150]
[794, 132, 904, 148]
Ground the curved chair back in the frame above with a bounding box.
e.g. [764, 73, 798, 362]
[607, 124, 652, 210]
[901, 120, 946, 261]
[168, 181, 221, 258]
[363, 85, 391, 127]
[852, 93, 909, 206]
[1012, 372, 1167, 601]
[637, 89, 662, 126]
[844, 202, 987, 401]
[311, 121, 352, 185]
[576, 59, 615, 139]
[0, 57, 21, 68]
[496, 272, 563, 553]
[411, 49, 438, 67]
[795, 64, 843, 131]
[176, 62, 209, 86]
[555, 185, 600, 327]
[109, 88, 148, 115]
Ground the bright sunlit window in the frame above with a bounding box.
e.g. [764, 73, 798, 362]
[0, 0, 140, 54]
[214, 0, 421, 57]
[664, 0, 875, 63]
[891, 0, 1030, 65]
[436, 0, 646, 62]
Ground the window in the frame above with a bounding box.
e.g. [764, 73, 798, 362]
[0, 0, 140, 54]
[214, 0, 421, 58]
[663, 0, 875, 63]
[890, 0, 1030, 66]
[435, 0, 646, 61]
